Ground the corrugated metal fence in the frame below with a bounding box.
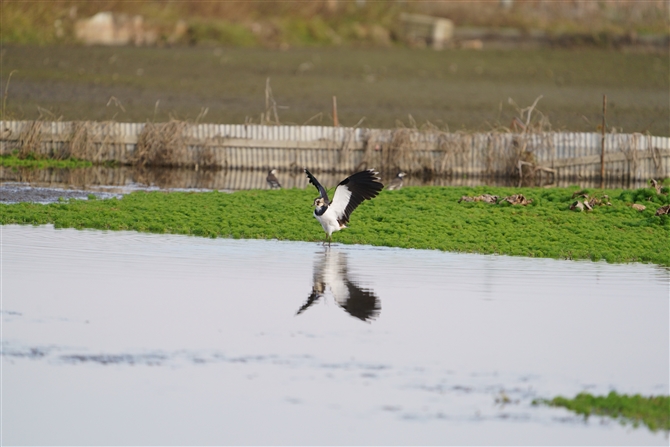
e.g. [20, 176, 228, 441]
[1, 120, 668, 180]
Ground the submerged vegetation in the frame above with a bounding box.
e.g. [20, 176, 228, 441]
[535, 392, 670, 432]
[2, 185, 669, 266]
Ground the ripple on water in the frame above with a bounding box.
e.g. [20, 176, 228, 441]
[2, 224, 668, 445]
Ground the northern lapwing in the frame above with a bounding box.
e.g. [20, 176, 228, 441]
[304, 168, 383, 245]
[296, 250, 380, 322]
[386, 172, 406, 190]
[266, 169, 281, 189]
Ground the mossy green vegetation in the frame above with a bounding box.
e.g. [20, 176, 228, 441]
[1, 185, 669, 266]
[535, 392, 670, 432]
[1, 154, 92, 169]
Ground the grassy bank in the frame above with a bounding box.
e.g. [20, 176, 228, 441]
[2, 0, 666, 47]
[0, 154, 92, 169]
[2, 185, 668, 266]
[535, 392, 670, 432]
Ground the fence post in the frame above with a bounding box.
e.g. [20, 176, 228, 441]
[332, 96, 339, 127]
[600, 94, 607, 189]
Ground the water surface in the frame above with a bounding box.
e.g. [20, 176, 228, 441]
[2, 225, 668, 445]
[1, 164, 649, 204]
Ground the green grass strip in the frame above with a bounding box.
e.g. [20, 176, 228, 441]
[536, 392, 670, 432]
[0, 154, 93, 169]
[1, 185, 669, 265]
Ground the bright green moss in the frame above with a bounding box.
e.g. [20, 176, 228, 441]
[536, 392, 670, 432]
[0, 154, 93, 169]
[1, 185, 669, 265]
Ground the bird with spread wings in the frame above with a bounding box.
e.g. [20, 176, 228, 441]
[304, 168, 383, 245]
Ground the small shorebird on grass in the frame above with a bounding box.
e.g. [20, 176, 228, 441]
[304, 168, 383, 245]
[386, 172, 406, 190]
[266, 169, 281, 189]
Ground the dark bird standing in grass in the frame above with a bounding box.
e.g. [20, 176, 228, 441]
[304, 168, 383, 245]
[266, 169, 281, 189]
[386, 172, 406, 190]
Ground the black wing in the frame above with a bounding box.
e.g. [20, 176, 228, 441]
[338, 280, 381, 322]
[304, 168, 330, 204]
[330, 169, 384, 226]
[296, 284, 324, 316]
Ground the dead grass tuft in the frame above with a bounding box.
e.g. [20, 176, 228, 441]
[386, 127, 415, 173]
[197, 144, 219, 170]
[435, 130, 472, 176]
[133, 120, 189, 167]
[61, 121, 92, 160]
[131, 120, 222, 169]
[17, 121, 43, 158]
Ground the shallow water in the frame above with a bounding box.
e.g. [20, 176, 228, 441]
[2, 225, 669, 445]
[1, 164, 650, 204]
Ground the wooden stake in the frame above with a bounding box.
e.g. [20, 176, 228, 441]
[600, 94, 607, 189]
[265, 78, 271, 125]
[332, 96, 339, 127]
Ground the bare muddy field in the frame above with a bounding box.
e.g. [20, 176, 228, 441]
[2, 225, 668, 445]
[2, 45, 668, 135]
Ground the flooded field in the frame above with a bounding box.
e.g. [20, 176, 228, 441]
[2, 224, 668, 444]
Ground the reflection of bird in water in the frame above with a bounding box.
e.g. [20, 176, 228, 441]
[267, 169, 281, 189]
[386, 172, 406, 190]
[304, 168, 383, 245]
[296, 250, 380, 322]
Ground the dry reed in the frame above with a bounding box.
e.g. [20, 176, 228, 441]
[351, 97, 557, 178]
[262, 78, 280, 126]
[197, 144, 219, 170]
[436, 131, 472, 176]
[132, 120, 189, 167]
[387, 128, 416, 174]
[61, 121, 92, 160]
[3, 114, 666, 182]
[17, 121, 43, 158]
[133, 120, 223, 169]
